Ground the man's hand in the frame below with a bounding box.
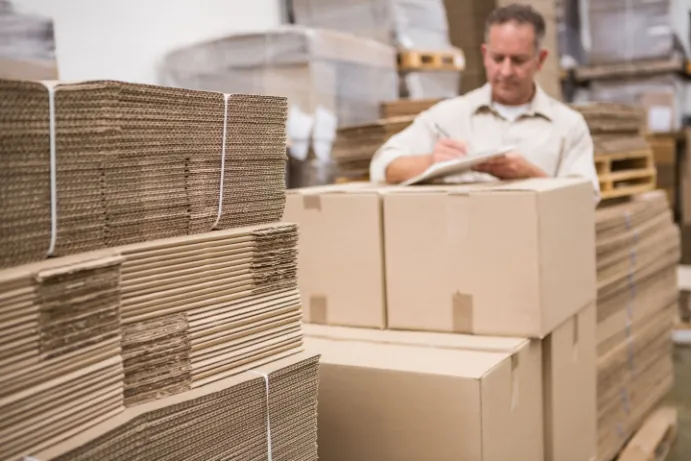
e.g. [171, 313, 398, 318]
[431, 139, 468, 164]
[473, 152, 548, 179]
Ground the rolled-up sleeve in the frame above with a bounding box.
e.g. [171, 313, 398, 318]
[557, 116, 601, 204]
[369, 111, 438, 183]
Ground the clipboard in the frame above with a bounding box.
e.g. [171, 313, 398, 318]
[399, 145, 516, 186]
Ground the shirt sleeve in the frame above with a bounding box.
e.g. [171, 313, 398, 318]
[369, 111, 438, 183]
[557, 116, 602, 205]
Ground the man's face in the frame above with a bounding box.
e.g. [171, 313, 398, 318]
[482, 21, 548, 105]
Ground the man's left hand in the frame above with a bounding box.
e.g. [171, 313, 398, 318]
[473, 152, 548, 179]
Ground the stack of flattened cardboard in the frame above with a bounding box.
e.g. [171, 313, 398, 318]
[30, 353, 320, 461]
[117, 223, 304, 406]
[0, 251, 125, 461]
[0, 79, 288, 269]
[331, 116, 414, 178]
[594, 190, 679, 461]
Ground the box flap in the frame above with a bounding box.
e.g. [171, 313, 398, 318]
[304, 336, 509, 379]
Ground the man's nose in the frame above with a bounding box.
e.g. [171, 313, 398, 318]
[500, 57, 513, 75]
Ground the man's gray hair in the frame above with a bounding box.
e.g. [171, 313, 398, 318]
[485, 3, 546, 50]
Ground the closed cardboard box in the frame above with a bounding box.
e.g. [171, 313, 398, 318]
[283, 184, 388, 328]
[305, 335, 543, 461]
[304, 303, 597, 461]
[383, 178, 596, 337]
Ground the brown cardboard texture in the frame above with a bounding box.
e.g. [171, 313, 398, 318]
[383, 178, 596, 337]
[543, 303, 597, 461]
[284, 184, 392, 328]
[305, 336, 543, 461]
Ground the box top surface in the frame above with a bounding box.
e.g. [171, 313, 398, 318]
[305, 336, 509, 378]
[302, 324, 528, 352]
[382, 177, 591, 196]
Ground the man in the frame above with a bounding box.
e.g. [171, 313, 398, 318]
[369, 3, 600, 201]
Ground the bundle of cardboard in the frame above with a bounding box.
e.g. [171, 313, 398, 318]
[594, 190, 679, 461]
[1, 222, 319, 461]
[0, 79, 288, 268]
[33, 353, 319, 461]
[331, 116, 414, 178]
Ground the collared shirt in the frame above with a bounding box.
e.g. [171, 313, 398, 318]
[370, 83, 601, 202]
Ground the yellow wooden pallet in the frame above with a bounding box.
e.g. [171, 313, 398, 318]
[398, 50, 464, 72]
[617, 406, 677, 461]
[596, 150, 657, 201]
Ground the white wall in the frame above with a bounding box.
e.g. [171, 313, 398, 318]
[12, 0, 283, 84]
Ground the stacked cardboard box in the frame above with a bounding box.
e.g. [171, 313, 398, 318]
[0, 79, 288, 268]
[289, 0, 463, 100]
[594, 190, 679, 461]
[647, 133, 680, 211]
[331, 116, 414, 178]
[285, 178, 598, 461]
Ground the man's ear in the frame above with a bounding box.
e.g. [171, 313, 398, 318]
[481, 43, 487, 58]
[536, 48, 549, 70]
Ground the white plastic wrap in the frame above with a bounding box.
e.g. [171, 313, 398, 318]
[401, 71, 461, 99]
[291, 0, 452, 50]
[584, 0, 691, 64]
[160, 26, 399, 163]
[0, 0, 55, 62]
[556, 0, 586, 68]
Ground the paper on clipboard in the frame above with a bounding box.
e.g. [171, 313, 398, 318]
[399, 145, 516, 186]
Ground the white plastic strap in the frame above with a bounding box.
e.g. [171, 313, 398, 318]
[249, 370, 273, 461]
[212, 93, 232, 229]
[43, 82, 58, 256]
[24, 457, 41, 461]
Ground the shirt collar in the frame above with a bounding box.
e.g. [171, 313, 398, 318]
[468, 83, 555, 121]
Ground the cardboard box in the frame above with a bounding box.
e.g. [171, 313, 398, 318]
[305, 335, 543, 461]
[543, 303, 597, 461]
[283, 184, 389, 328]
[304, 303, 597, 461]
[383, 178, 597, 337]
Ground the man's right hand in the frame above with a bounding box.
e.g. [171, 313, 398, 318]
[430, 139, 468, 164]
[384, 138, 468, 184]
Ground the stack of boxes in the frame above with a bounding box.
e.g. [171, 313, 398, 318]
[0, 78, 320, 461]
[576, 0, 691, 130]
[284, 178, 598, 461]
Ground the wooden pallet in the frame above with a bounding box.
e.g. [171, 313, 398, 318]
[596, 150, 657, 201]
[398, 49, 465, 72]
[617, 406, 677, 461]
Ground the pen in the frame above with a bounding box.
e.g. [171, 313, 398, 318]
[434, 122, 451, 139]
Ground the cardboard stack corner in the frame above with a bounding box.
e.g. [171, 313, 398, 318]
[0, 251, 126, 461]
[285, 178, 596, 338]
[0, 79, 288, 269]
[331, 116, 415, 178]
[304, 313, 596, 461]
[594, 190, 679, 461]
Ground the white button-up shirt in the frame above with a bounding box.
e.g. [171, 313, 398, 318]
[370, 83, 601, 202]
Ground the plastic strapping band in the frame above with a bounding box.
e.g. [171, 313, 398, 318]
[24, 457, 41, 461]
[43, 82, 58, 256]
[249, 370, 273, 461]
[212, 93, 231, 229]
[616, 422, 625, 439]
[624, 210, 632, 230]
[619, 388, 631, 415]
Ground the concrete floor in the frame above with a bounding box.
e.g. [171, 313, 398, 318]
[665, 346, 691, 461]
